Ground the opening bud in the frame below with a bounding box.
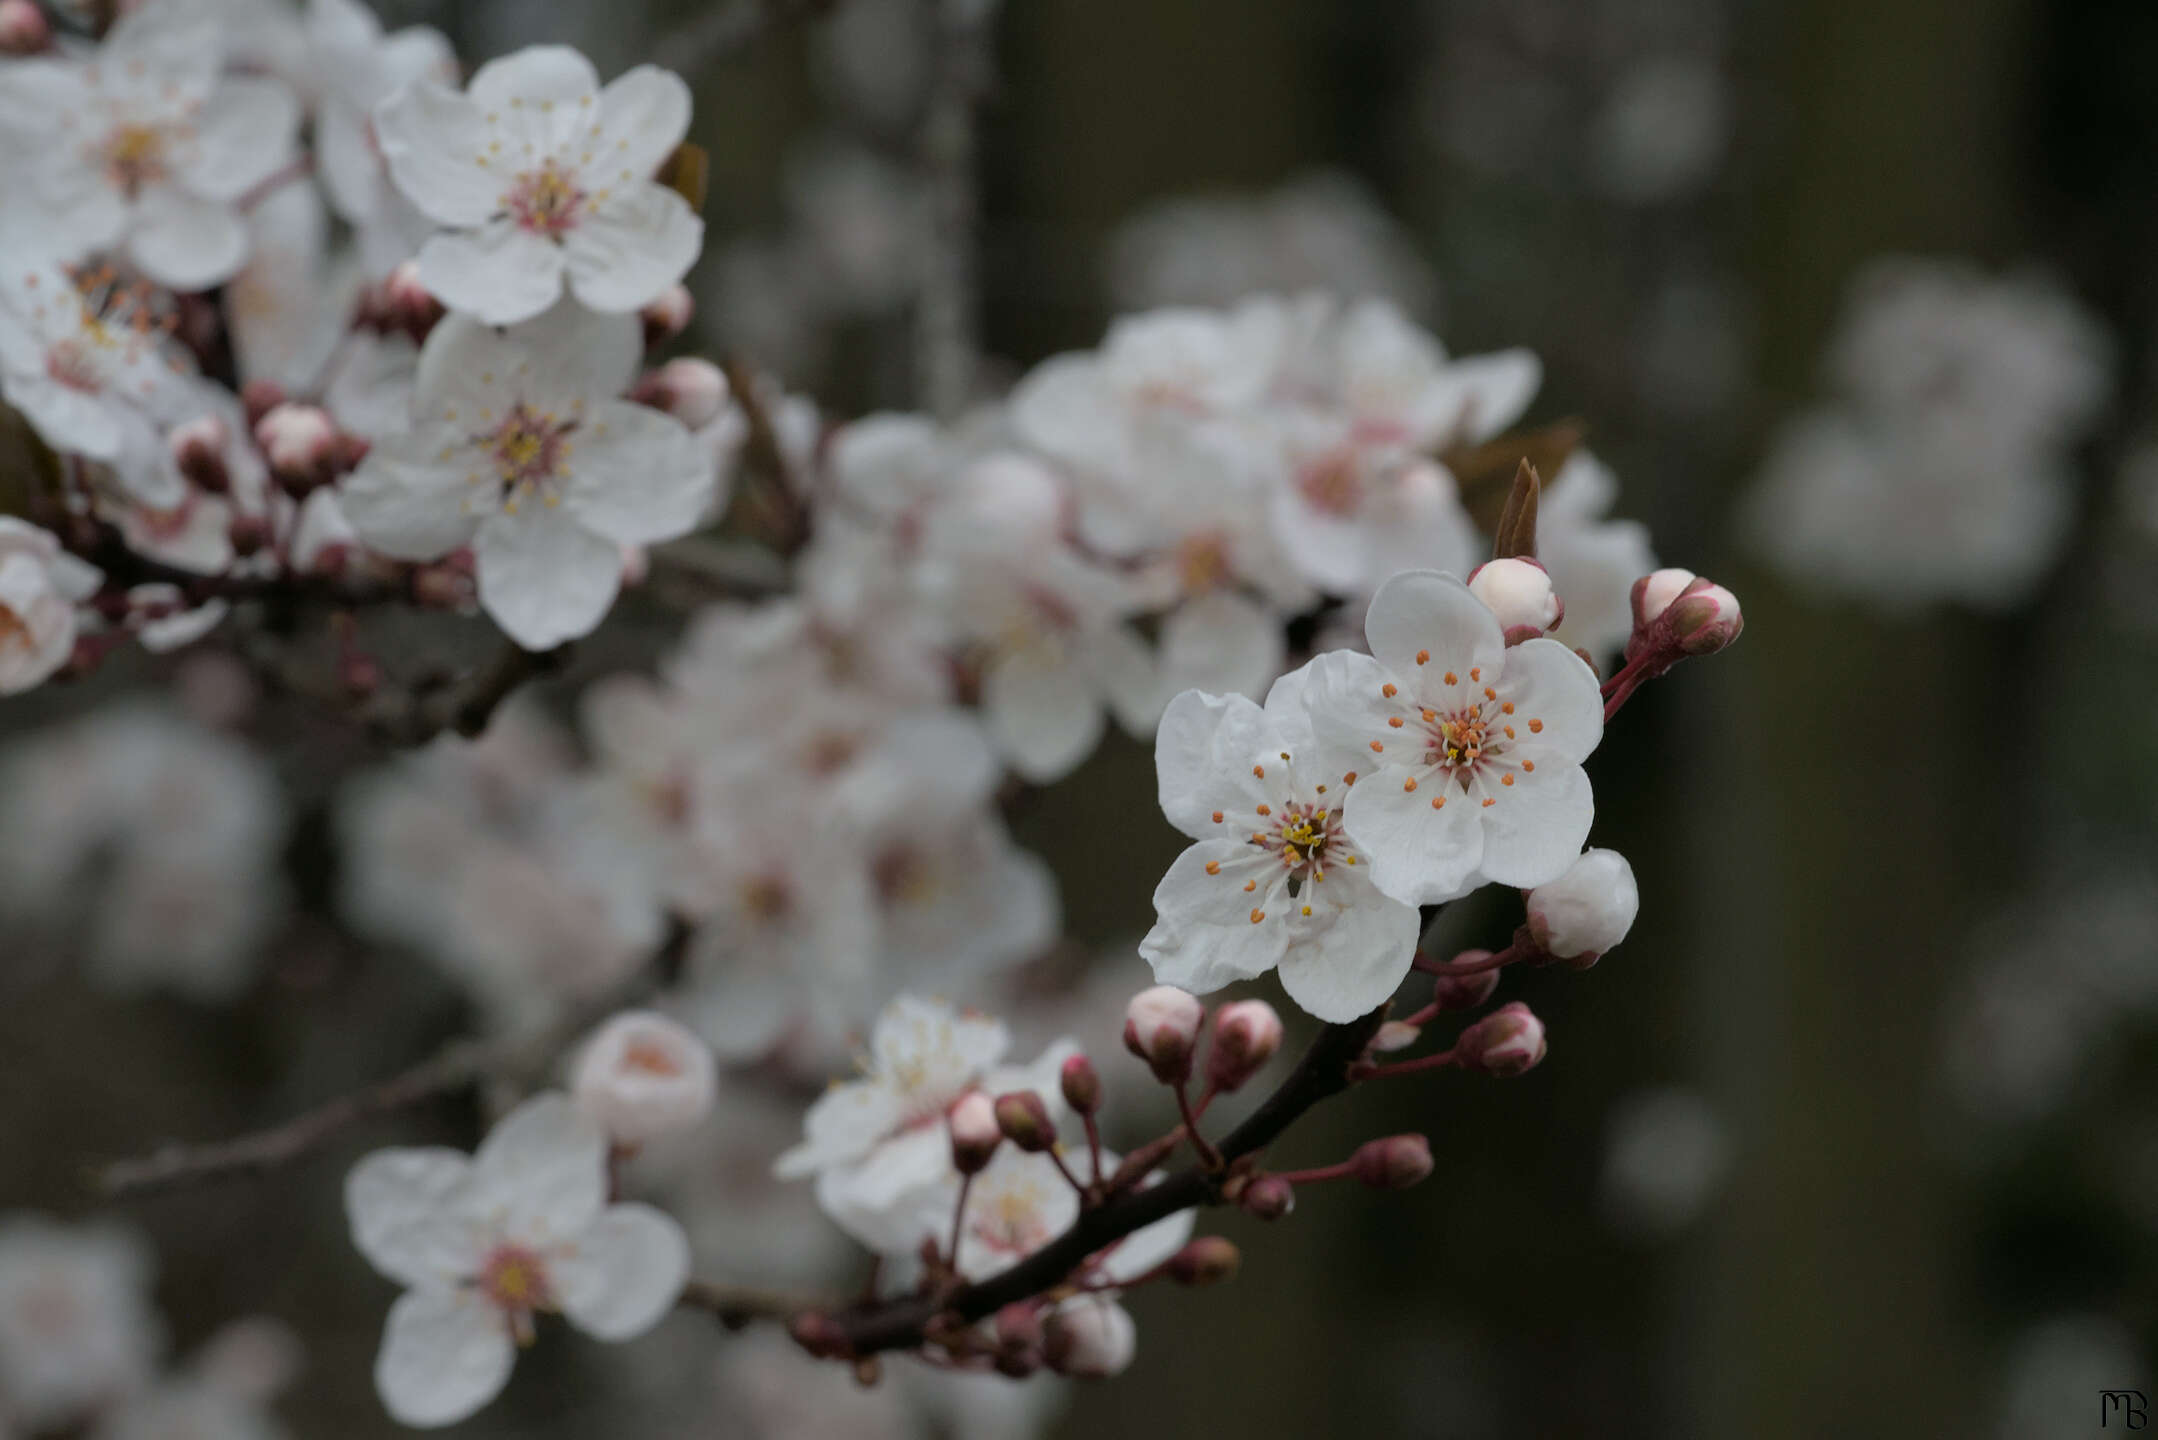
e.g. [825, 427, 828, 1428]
[255, 404, 339, 492]
[1525, 848, 1639, 967]
[1239, 1173, 1295, 1220]
[629, 357, 728, 430]
[168, 415, 230, 493]
[992, 1090, 1055, 1153]
[1042, 1299, 1136, 1379]
[641, 284, 695, 345]
[0, 0, 52, 54]
[1430, 963, 1502, 1012]
[1468, 556, 1563, 639]
[1123, 985, 1204, 1085]
[1347, 1134, 1435, 1190]
[1456, 1002, 1548, 1078]
[1205, 999, 1283, 1094]
[948, 1090, 1002, 1174]
[1166, 1236, 1241, 1286]
[1058, 1053, 1102, 1116]
[382, 261, 445, 342]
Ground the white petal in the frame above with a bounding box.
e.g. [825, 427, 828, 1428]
[592, 66, 692, 179]
[6, 377, 126, 461]
[1474, 763, 1593, 888]
[467, 1093, 607, 1246]
[1275, 884, 1422, 1023]
[562, 401, 713, 546]
[374, 1288, 515, 1429]
[345, 1148, 484, 1289]
[179, 76, 300, 201]
[775, 1081, 909, 1179]
[415, 220, 565, 327]
[1495, 637, 1604, 764]
[467, 46, 602, 157]
[373, 79, 498, 227]
[1078, 623, 1162, 735]
[551, 1203, 689, 1340]
[1152, 687, 1273, 838]
[1139, 839, 1289, 993]
[1429, 348, 1542, 445]
[338, 433, 481, 560]
[473, 504, 623, 650]
[314, 104, 382, 224]
[1363, 569, 1503, 683]
[128, 189, 248, 291]
[1159, 590, 1284, 701]
[1340, 767, 1484, 906]
[498, 299, 642, 414]
[562, 185, 703, 314]
[983, 639, 1105, 784]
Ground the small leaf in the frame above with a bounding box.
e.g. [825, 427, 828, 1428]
[1442, 418, 1584, 529]
[1491, 458, 1541, 561]
[659, 142, 708, 213]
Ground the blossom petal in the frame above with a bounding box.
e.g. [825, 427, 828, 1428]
[128, 189, 248, 292]
[1140, 839, 1289, 993]
[1153, 687, 1274, 838]
[1495, 637, 1604, 764]
[500, 300, 642, 415]
[1340, 766, 1484, 906]
[562, 185, 702, 314]
[179, 76, 300, 201]
[1362, 569, 1503, 685]
[1079, 622, 1162, 736]
[415, 220, 565, 327]
[373, 80, 499, 227]
[338, 431, 481, 560]
[467, 1093, 607, 1247]
[982, 638, 1105, 784]
[1275, 884, 1422, 1023]
[345, 1148, 485, 1289]
[1474, 763, 1594, 889]
[1425, 348, 1542, 445]
[551, 1203, 689, 1341]
[473, 501, 624, 650]
[562, 401, 714, 546]
[374, 1288, 515, 1429]
[468, 46, 602, 157]
[1159, 589, 1284, 702]
[592, 66, 692, 178]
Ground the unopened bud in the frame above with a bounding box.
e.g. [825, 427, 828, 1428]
[1347, 1134, 1435, 1189]
[1525, 848, 1639, 967]
[949, 1091, 1002, 1174]
[641, 284, 694, 345]
[0, 0, 51, 54]
[994, 1302, 1043, 1353]
[1166, 1236, 1241, 1286]
[571, 1010, 716, 1145]
[629, 357, 727, 430]
[1468, 556, 1563, 639]
[240, 378, 286, 429]
[383, 261, 444, 342]
[1632, 567, 1697, 628]
[1205, 999, 1283, 1094]
[993, 1090, 1054, 1153]
[1370, 1020, 1423, 1053]
[227, 512, 272, 558]
[1456, 1002, 1548, 1078]
[1239, 1173, 1295, 1220]
[255, 403, 339, 491]
[1430, 962, 1502, 1012]
[1058, 1053, 1102, 1116]
[1123, 985, 1204, 1085]
[1667, 582, 1742, 656]
[1042, 1299, 1136, 1379]
[168, 414, 230, 492]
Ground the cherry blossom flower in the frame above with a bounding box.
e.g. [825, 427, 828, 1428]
[0, 1215, 161, 1431]
[0, 518, 101, 695]
[1310, 570, 1604, 905]
[346, 1092, 689, 1428]
[340, 299, 717, 648]
[571, 1010, 717, 1146]
[305, 0, 458, 276]
[373, 45, 702, 325]
[1140, 661, 1421, 1022]
[0, 0, 300, 290]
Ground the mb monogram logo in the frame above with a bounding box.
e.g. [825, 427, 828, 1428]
[2103, 1391, 2149, 1429]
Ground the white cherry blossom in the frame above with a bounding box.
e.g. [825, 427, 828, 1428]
[305, 0, 458, 276]
[346, 1092, 689, 1428]
[373, 45, 702, 324]
[1140, 662, 1421, 1022]
[340, 299, 717, 649]
[1311, 570, 1604, 905]
[0, 519, 101, 695]
[0, 1215, 161, 1431]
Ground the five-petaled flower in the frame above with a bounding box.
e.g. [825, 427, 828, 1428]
[345, 1092, 690, 1428]
[373, 45, 702, 325]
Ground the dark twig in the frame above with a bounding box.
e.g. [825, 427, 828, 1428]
[678, 1279, 835, 1330]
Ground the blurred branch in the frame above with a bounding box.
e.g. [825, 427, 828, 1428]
[678, 1279, 836, 1329]
[914, 0, 994, 419]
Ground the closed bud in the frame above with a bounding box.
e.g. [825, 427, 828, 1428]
[255, 403, 339, 491]
[1205, 999, 1283, 1094]
[629, 357, 728, 430]
[1456, 1002, 1548, 1078]
[1166, 1236, 1241, 1286]
[1058, 1053, 1102, 1116]
[383, 261, 444, 341]
[948, 1091, 1002, 1173]
[240, 378, 286, 429]
[1348, 1134, 1435, 1190]
[227, 512, 272, 558]
[641, 284, 695, 345]
[1042, 1299, 1136, 1379]
[1430, 962, 1502, 1012]
[1632, 567, 1697, 628]
[1667, 582, 1742, 656]
[1123, 985, 1204, 1085]
[1240, 1173, 1295, 1220]
[572, 1010, 717, 1146]
[0, 0, 52, 54]
[994, 1302, 1043, 1353]
[1625, 569, 1743, 675]
[1525, 848, 1639, 967]
[168, 415, 229, 492]
[993, 1090, 1054, 1153]
[1468, 556, 1563, 639]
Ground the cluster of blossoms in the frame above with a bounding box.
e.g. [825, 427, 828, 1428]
[1741, 257, 2112, 611]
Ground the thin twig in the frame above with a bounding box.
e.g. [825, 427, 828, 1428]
[678, 1279, 834, 1330]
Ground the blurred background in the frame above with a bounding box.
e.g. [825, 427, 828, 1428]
[7, 0, 2158, 1436]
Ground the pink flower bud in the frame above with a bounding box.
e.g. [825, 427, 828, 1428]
[168, 414, 229, 493]
[1239, 1173, 1295, 1220]
[1430, 963, 1502, 1012]
[993, 1090, 1055, 1152]
[240, 378, 286, 430]
[948, 1091, 1002, 1174]
[1526, 848, 1639, 966]
[1457, 1002, 1548, 1078]
[1123, 985, 1204, 1084]
[1632, 567, 1697, 627]
[641, 284, 695, 344]
[1667, 581, 1742, 656]
[1624, 569, 1743, 678]
[629, 357, 728, 430]
[1058, 1053, 1102, 1116]
[227, 512, 272, 558]
[995, 1302, 1043, 1352]
[1042, 1298, 1136, 1379]
[383, 261, 445, 342]
[1166, 1236, 1241, 1286]
[572, 1010, 716, 1145]
[1347, 1134, 1435, 1189]
[255, 403, 339, 491]
[0, 0, 50, 55]
[1205, 999, 1283, 1094]
[1468, 556, 1563, 638]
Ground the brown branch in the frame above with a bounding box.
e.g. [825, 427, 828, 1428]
[678, 1279, 838, 1330]
[360, 638, 570, 745]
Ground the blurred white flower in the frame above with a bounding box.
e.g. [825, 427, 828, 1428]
[1995, 1314, 2145, 1440]
[0, 1216, 161, 1431]
[0, 518, 100, 694]
[305, 0, 458, 277]
[1589, 55, 1732, 204]
[571, 1010, 717, 1147]
[1531, 451, 1657, 663]
[1598, 1087, 1730, 1237]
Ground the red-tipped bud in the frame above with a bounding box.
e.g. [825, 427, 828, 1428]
[1165, 1236, 1241, 1286]
[993, 1090, 1054, 1153]
[1667, 582, 1742, 656]
[0, 0, 51, 54]
[382, 261, 444, 342]
[629, 357, 727, 429]
[1430, 962, 1502, 1012]
[1347, 1134, 1435, 1190]
[1123, 985, 1204, 1084]
[1468, 556, 1563, 639]
[1456, 1002, 1548, 1078]
[255, 403, 339, 492]
[948, 1091, 1002, 1174]
[168, 414, 229, 493]
[1625, 569, 1743, 674]
[641, 284, 695, 345]
[1205, 999, 1283, 1094]
[1058, 1053, 1102, 1116]
[1240, 1173, 1296, 1220]
[227, 512, 272, 558]
[994, 1302, 1043, 1353]
[240, 378, 286, 429]
[1525, 848, 1639, 967]
[1042, 1299, 1135, 1379]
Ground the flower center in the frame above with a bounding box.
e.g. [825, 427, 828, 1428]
[972, 1179, 1054, 1255]
[1258, 801, 1342, 880]
[45, 339, 105, 394]
[0, 606, 30, 654]
[1431, 710, 1489, 769]
[477, 1244, 553, 1342]
[486, 404, 575, 510]
[1176, 533, 1232, 594]
[621, 1037, 682, 1076]
[100, 124, 167, 197]
[741, 874, 792, 921]
[505, 159, 586, 238]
